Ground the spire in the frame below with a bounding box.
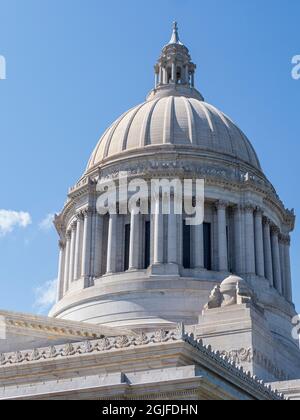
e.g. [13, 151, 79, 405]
[169, 21, 183, 45]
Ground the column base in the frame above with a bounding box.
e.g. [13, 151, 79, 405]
[193, 267, 208, 275]
[150, 263, 180, 276]
[127, 267, 140, 273]
[103, 272, 117, 277]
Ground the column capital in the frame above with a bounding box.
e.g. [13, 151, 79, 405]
[58, 240, 66, 250]
[82, 207, 94, 218]
[232, 203, 244, 214]
[70, 221, 77, 231]
[270, 225, 280, 236]
[215, 200, 228, 210]
[254, 206, 264, 217]
[262, 216, 271, 226]
[244, 203, 255, 213]
[65, 230, 72, 241]
[76, 212, 84, 222]
[280, 234, 291, 246]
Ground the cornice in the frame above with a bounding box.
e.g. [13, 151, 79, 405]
[0, 323, 284, 400]
[84, 145, 265, 179]
[0, 311, 132, 341]
[57, 154, 295, 232]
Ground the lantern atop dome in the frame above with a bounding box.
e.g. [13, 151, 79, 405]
[153, 22, 197, 90]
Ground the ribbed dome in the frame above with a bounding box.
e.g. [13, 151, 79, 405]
[87, 95, 261, 171]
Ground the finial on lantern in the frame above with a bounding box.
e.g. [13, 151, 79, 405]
[169, 21, 182, 45]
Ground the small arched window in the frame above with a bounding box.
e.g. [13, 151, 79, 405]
[124, 224, 130, 271]
[203, 223, 212, 270]
[183, 220, 191, 269]
[167, 67, 172, 83]
[176, 67, 182, 84]
[144, 221, 151, 269]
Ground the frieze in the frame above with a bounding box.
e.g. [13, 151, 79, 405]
[253, 349, 289, 381]
[100, 160, 236, 182]
[3, 317, 106, 341]
[96, 160, 286, 218]
[219, 347, 289, 381]
[61, 157, 293, 230]
[220, 348, 253, 365]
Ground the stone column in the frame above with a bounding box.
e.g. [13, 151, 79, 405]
[185, 66, 189, 85]
[271, 226, 282, 294]
[193, 222, 204, 269]
[263, 217, 273, 286]
[254, 207, 265, 277]
[162, 67, 167, 84]
[153, 195, 164, 265]
[57, 240, 65, 302]
[233, 205, 244, 274]
[93, 213, 104, 278]
[283, 235, 292, 302]
[191, 72, 195, 87]
[279, 235, 286, 296]
[74, 213, 83, 281]
[155, 71, 159, 88]
[171, 62, 176, 83]
[68, 221, 77, 285]
[81, 209, 93, 283]
[159, 67, 163, 85]
[106, 212, 118, 274]
[216, 201, 228, 272]
[167, 197, 179, 265]
[233, 205, 243, 274]
[244, 204, 256, 275]
[63, 230, 71, 294]
[129, 210, 140, 270]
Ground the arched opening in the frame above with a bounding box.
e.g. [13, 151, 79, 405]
[183, 220, 191, 269]
[167, 67, 172, 83]
[144, 220, 151, 269]
[176, 66, 182, 84]
[203, 222, 212, 270]
[124, 223, 130, 271]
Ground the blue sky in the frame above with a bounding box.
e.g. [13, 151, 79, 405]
[0, 0, 299, 314]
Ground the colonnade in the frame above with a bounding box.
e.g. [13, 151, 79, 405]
[57, 199, 293, 303]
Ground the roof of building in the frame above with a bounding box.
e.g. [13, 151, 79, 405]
[0, 322, 285, 400]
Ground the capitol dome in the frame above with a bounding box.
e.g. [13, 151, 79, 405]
[51, 22, 295, 336]
[86, 95, 261, 172]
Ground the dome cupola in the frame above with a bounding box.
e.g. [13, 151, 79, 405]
[149, 22, 202, 101]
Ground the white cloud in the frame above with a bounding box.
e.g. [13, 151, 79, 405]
[0, 209, 32, 236]
[39, 213, 55, 231]
[34, 278, 57, 313]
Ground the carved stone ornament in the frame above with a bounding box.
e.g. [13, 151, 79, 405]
[220, 348, 253, 365]
[204, 275, 255, 310]
[220, 348, 289, 381]
[204, 285, 223, 310]
[0, 325, 285, 399]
